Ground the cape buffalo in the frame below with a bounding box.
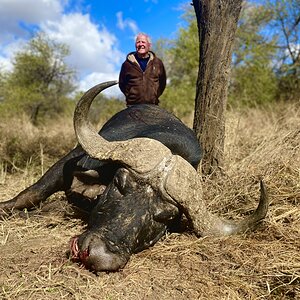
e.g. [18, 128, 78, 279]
[0, 81, 268, 272]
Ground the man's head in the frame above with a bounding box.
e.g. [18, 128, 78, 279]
[135, 33, 152, 58]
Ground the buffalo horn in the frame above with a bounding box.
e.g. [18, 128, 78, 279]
[73, 81, 269, 237]
[73, 81, 172, 174]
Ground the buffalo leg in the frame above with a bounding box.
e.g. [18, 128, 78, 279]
[0, 146, 85, 215]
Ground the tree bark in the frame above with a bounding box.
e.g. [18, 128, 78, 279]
[192, 0, 242, 175]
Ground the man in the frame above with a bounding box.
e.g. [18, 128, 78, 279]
[119, 33, 166, 106]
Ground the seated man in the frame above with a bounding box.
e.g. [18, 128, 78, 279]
[119, 32, 166, 106]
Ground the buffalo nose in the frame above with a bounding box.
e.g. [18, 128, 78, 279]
[74, 234, 129, 272]
[87, 242, 128, 272]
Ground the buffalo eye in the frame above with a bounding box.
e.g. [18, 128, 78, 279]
[113, 168, 129, 194]
[153, 202, 179, 223]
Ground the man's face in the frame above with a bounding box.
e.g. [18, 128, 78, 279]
[135, 35, 151, 58]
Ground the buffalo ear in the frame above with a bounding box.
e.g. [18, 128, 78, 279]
[113, 168, 129, 194]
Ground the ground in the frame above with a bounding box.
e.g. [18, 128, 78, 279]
[0, 103, 299, 299]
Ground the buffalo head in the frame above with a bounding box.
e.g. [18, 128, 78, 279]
[70, 81, 268, 272]
[70, 167, 180, 271]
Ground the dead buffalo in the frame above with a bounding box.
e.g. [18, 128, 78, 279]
[0, 81, 268, 272]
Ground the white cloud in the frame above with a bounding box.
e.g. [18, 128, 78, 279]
[289, 43, 300, 57]
[0, 56, 12, 71]
[79, 72, 123, 98]
[41, 13, 124, 76]
[0, 0, 63, 42]
[0, 0, 126, 97]
[116, 11, 139, 34]
[0, 39, 27, 71]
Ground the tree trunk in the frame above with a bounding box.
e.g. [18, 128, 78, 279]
[30, 102, 42, 126]
[192, 0, 242, 176]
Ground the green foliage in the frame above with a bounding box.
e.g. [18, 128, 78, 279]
[162, 82, 195, 118]
[159, 8, 199, 118]
[72, 91, 125, 126]
[0, 0, 297, 128]
[229, 3, 278, 107]
[265, 0, 300, 101]
[167, 12, 199, 86]
[266, 0, 300, 65]
[229, 61, 278, 107]
[158, 3, 280, 114]
[159, 1, 300, 111]
[0, 33, 76, 125]
[277, 64, 300, 101]
[229, 0, 300, 105]
[94, 97, 125, 124]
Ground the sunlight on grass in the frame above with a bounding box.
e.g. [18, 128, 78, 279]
[0, 102, 299, 299]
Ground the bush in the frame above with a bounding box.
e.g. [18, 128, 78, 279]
[0, 115, 76, 172]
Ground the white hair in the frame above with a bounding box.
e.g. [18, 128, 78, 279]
[135, 32, 152, 45]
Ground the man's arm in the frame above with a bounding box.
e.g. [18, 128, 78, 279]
[158, 60, 167, 96]
[118, 63, 127, 94]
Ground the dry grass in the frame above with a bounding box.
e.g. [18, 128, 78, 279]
[0, 114, 76, 172]
[0, 103, 300, 299]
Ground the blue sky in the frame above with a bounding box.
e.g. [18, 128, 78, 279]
[77, 0, 188, 54]
[0, 0, 189, 96]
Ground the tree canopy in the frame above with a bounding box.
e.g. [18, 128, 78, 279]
[0, 33, 76, 125]
[159, 0, 300, 116]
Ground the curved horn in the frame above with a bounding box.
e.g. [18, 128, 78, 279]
[73, 81, 171, 174]
[164, 155, 269, 236]
[74, 81, 268, 237]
